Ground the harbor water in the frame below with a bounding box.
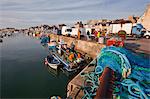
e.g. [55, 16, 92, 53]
[1, 33, 69, 98]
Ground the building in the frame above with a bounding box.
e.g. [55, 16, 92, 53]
[86, 19, 111, 32]
[138, 4, 150, 31]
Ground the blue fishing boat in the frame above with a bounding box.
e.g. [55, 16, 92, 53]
[48, 39, 57, 51]
[40, 36, 49, 44]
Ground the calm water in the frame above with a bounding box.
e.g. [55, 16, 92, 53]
[1, 34, 69, 98]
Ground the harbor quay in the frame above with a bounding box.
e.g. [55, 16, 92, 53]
[1, 31, 149, 98]
[1, 18, 150, 99]
[25, 31, 150, 98]
[1, 2, 150, 99]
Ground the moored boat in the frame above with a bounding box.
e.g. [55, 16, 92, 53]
[52, 45, 89, 73]
[40, 35, 49, 44]
[47, 39, 57, 51]
[0, 39, 3, 43]
[45, 54, 61, 70]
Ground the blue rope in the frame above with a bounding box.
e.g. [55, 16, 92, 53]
[80, 46, 150, 99]
[80, 71, 100, 99]
[121, 79, 149, 99]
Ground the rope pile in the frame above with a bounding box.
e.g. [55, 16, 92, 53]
[80, 46, 150, 99]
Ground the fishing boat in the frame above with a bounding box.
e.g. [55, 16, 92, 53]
[0, 39, 3, 43]
[44, 54, 61, 70]
[47, 39, 57, 51]
[40, 36, 49, 44]
[52, 46, 88, 73]
[0, 35, 3, 38]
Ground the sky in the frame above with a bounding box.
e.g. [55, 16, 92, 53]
[0, 0, 149, 28]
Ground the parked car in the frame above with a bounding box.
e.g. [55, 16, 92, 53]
[131, 24, 145, 38]
[62, 26, 72, 36]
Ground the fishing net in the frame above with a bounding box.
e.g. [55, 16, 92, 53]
[81, 46, 150, 99]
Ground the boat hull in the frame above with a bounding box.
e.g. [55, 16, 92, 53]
[45, 54, 61, 70]
[47, 62, 59, 70]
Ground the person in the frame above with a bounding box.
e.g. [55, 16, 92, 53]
[62, 44, 68, 50]
[74, 52, 83, 63]
[94, 30, 98, 41]
[48, 35, 51, 43]
[97, 31, 101, 38]
[106, 30, 109, 38]
[97, 31, 101, 43]
[78, 30, 81, 39]
[77, 52, 81, 59]
[70, 42, 75, 52]
[68, 52, 75, 62]
[87, 31, 90, 40]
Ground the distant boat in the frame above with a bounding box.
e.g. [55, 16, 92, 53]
[0, 35, 3, 38]
[0, 39, 3, 43]
[40, 36, 49, 44]
[7, 33, 12, 36]
[47, 39, 57, 51]
[45, 54, 61, 70]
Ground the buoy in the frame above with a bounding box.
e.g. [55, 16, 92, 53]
[44, 58, 48, 65]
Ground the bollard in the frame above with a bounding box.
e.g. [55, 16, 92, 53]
[95, 67, 115, 99]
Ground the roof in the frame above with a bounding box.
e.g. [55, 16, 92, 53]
[112, 19, 132, 24]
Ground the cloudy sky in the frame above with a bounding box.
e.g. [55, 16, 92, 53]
[0, 0, 149, 28]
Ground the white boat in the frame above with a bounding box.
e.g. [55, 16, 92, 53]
[45, 54, 61, 70]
